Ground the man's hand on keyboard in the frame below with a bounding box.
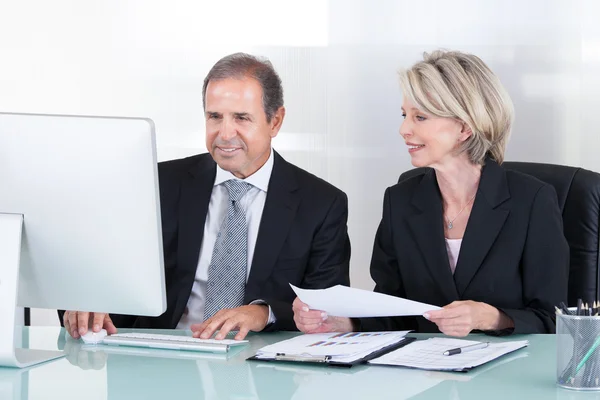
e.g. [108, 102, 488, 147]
[64, 311, 118, 339]
[191, 305, 269, 340]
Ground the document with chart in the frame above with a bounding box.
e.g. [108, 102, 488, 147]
[368, 338, 528, 371]
[250, 331, 414, 366]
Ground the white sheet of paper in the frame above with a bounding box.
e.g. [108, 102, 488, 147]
[255, 331, 410, 363]
[290, 284, 440, 318]
[369, 338, 529, 371]
[257, 331, 409, 357]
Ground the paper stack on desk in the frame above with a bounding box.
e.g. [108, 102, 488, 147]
[290, 284, 440, 317]
[254, 331, 411, 364]
[369, 337, 529, 372]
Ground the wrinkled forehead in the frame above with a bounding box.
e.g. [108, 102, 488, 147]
[204, 78, 265, 114]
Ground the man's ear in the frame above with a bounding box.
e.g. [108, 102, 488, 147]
[269, 106, 286, 139]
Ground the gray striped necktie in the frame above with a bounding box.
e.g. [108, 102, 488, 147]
[203, 179, 252, 321]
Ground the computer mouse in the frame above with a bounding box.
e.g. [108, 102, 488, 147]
[80, 329, 108, 345]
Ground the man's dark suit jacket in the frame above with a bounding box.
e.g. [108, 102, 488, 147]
[359, 158, 569, 334]
[60, 151, 350, 331]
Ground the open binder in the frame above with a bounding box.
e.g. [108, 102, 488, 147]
[247, 331, 416, 367]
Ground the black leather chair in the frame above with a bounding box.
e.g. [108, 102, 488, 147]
[398, 161, 600, 307]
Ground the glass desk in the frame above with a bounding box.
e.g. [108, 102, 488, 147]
[1, 327, 598, 399]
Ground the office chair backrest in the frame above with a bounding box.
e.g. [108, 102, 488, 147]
[398, 161, 600, 306]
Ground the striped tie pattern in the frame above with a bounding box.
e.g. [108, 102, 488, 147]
[203, 179, 252, 320]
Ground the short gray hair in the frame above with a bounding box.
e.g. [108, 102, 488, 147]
[399, 50, 514, 165]
[202, 52, 284, 122]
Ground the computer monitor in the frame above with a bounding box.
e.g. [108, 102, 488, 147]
[0, 112, 166, 368]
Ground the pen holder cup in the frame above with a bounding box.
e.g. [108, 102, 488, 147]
[557, 313, 600, 390]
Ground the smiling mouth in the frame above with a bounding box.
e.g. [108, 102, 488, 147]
[408, 144, 425, 151]
[217, 147, 241, 153]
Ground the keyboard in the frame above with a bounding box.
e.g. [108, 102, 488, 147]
[101, 332, 249, 353]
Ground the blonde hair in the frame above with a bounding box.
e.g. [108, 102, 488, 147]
[399, 50, 514, 165]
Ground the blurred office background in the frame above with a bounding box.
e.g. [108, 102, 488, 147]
[0, 0, 598, 325]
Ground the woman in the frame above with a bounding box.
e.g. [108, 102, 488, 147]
[294, 50, 569, 336]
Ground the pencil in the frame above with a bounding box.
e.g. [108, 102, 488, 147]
[575, 336, 600, 376]
[555, 306, 562, 315]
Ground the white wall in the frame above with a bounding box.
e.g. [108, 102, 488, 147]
[1, 0, 598, 325]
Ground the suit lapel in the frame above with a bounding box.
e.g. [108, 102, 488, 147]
[245, 152, 300, 299]
[172, 157, 216, 325]
[406, 170, 460, 304]
[453, 159, 510, 296]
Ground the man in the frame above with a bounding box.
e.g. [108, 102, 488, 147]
[62, 53, 350, 340]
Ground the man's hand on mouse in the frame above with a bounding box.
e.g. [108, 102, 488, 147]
[63, 311, 118, 339]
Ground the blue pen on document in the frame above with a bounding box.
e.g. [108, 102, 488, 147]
[443, 342, 489, 356]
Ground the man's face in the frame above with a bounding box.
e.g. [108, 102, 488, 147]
[205, 77, 284, 178]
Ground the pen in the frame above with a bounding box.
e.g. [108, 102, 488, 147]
[443, 342, 489, 356]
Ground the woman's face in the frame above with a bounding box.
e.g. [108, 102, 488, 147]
[400, 98, 470, 168]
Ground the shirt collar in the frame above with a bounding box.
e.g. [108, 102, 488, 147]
[214, 148, 274, 192]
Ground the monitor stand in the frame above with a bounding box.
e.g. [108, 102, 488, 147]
[0, 366, 29, 400]
[0, 213, 64, 368]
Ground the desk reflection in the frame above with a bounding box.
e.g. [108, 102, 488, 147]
[58, 333, 298, 400]
[51, 331, 540, 400]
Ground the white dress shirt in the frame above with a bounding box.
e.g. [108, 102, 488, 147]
[445, 238, 462, 274]
[177, 149, 274, 329]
